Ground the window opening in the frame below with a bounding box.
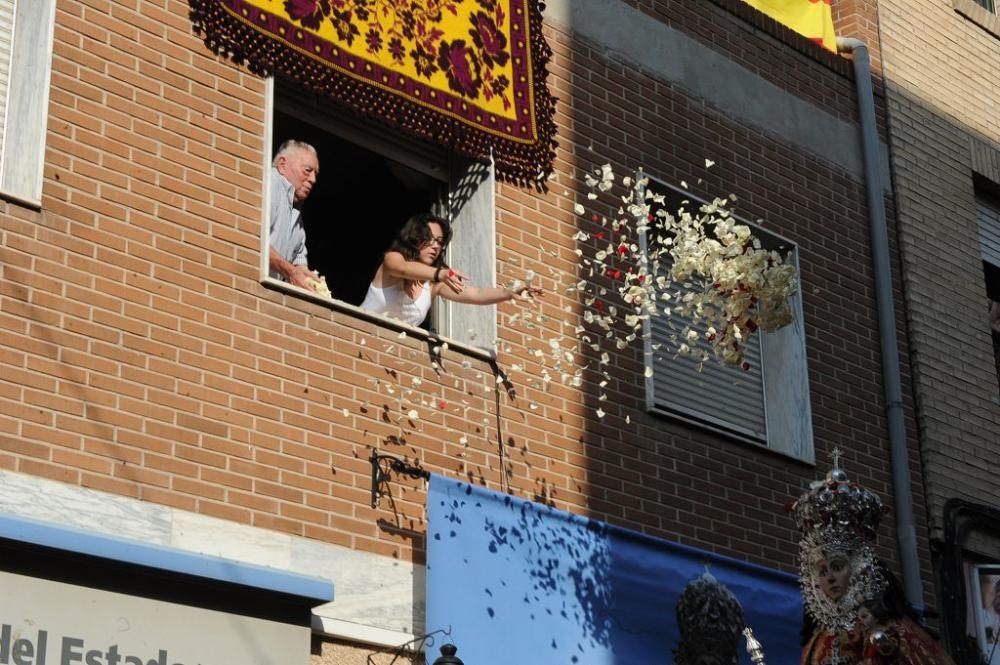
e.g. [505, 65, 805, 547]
[640, 174, 812, 459]
[270, 80, 447, 325]
[267, 79, 498, 348]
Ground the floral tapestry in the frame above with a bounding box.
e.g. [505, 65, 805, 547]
[189, 0, 558, 183]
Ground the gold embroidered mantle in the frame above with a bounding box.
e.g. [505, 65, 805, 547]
[190, 0, 557, 183]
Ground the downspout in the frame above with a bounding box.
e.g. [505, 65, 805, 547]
[836, 36, 924, 613]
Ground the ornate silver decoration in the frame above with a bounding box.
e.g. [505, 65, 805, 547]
[674, 571, 746, 665]
[790, 449, 887, 633]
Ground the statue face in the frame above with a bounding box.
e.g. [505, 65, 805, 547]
[857, 605, 876, 629]
[815, 556, 851, 601]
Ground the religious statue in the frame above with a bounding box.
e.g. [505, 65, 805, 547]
[790, 450, 956, 665]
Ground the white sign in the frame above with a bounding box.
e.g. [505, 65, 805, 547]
[0, 571, 310, 665]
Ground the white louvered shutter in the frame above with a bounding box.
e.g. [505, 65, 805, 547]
[647, 267, 768, 442]
[0, 0, 15, 168]
[641, 175, 814, 460]
[0, 0, 56, 205]
[433, 157, 497, 349]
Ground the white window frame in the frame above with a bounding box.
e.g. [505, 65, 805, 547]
[0, 0, 56, 207]
[260, 79, 498, 354]
[639, 173, 814, 462]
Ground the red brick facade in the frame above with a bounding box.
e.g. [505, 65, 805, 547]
[0, 0, 935, 641]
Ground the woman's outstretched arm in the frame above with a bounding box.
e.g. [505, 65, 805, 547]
[381, 251, 467, 293]
[436, 280, 544, 305]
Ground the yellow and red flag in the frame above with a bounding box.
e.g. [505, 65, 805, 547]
[741, 0, 837, 52]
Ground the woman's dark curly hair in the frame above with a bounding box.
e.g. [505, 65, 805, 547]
[389, 212, 452, 268]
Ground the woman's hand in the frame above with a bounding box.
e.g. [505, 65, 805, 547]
[439, 267, 469, 294]
[506, 280, 545, 300]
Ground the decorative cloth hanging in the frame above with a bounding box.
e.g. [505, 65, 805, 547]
[189, 0, 558, 183]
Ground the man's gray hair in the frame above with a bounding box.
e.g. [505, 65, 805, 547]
[273, 139, 317, 167]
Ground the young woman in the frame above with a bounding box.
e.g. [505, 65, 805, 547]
[361, 213, 542, 326]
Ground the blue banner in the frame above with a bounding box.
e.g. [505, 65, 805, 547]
[426, 475, 803, 664]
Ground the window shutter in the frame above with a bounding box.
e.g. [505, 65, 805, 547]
[434, 158, 496, 349]
[0, 0, 55, 205]
[640, 174, 814, 460]
[0, 0, 14, 168]
[759, 250, 814, 462]
[979, 196, 1000, 268]
[647, 272, 768, 442]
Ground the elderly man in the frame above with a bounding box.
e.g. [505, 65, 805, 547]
[269, 139, 322, 292]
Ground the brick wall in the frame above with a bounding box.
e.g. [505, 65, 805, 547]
[0, 0, 931, 613]
[874, 0, 1000, 536]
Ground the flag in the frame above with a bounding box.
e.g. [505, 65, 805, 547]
[742, 0, 837, 52]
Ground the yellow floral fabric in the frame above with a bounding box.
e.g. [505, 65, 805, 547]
[190, 0, 557, 182]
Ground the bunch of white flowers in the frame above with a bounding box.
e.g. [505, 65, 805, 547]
[575, 164, 798, 369]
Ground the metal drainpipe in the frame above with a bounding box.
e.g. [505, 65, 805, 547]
[835, 36, 924, 613]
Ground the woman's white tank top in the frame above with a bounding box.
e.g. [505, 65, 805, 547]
[360, 280, 432, 326]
